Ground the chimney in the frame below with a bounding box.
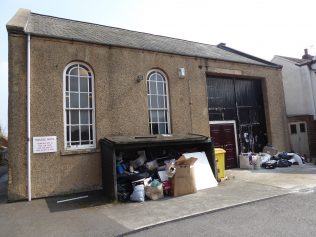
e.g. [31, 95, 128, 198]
[302, 48, 313, 60]
[217, 42, 226, 47]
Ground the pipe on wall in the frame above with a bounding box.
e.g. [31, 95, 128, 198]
[27, 33, 31, 201]
[309, 70, 316, 120]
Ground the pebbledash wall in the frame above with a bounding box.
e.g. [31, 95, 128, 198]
[7, 9, 289, 201]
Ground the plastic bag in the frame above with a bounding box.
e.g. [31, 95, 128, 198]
[258, 153, 271, 164]
[130, 184, 145, 202]
[131, 151, 147, 169]
[165, 159, 176, 178]
[292, 154, 303, 166]
[145, 160, 158, 170]
[145, 182, 164, 200]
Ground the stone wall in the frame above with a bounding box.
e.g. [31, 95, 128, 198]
[8, 34, 289, 200]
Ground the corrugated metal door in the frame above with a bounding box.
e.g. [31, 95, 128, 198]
[207, 77, 267, 154]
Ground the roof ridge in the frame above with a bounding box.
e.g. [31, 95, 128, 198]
[275, 55, 311, 61]
[275, 55, 301, 60]
[30, 12, 217, 48]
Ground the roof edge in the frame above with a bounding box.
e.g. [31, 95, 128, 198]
[6, 8, 31, 33]
[217, 44, 282, 69]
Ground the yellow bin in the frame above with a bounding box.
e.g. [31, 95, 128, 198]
[215, 148, 226, 181]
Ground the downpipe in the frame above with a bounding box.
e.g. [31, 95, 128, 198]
[27, 33, 31, 201]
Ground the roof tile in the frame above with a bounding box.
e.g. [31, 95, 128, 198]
[23, 12, 275, 67]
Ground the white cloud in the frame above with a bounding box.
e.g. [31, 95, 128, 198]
[0, 61, 8, 135]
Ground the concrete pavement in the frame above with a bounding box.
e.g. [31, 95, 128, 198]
[125, 187, 316, 237]
[0, 164, 315, 237]
[227, 164, 316, 191]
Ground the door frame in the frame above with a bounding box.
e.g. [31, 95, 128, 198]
[209, 120, 239, 159]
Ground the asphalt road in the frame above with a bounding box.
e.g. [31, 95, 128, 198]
[123, 188, 316, 237]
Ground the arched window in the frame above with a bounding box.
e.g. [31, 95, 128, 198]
[64, 63, 95, 149]
[147, 70, 171, 134]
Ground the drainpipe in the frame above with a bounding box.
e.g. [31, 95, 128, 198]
[310, 61, 316, 120]
[310, 71, 316, 120]
[187, 73, 193, 132]
[27, 33, 31, 201]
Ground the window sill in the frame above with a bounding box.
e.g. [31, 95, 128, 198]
[60, 148, 100, 156]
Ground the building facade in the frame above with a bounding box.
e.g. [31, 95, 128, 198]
[272, 50, 316, 157]
[7, 9, 289, 201]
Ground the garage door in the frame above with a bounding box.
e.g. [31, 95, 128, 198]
[207, 77, 267, 154]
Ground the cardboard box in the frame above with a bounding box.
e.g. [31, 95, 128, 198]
[171, 156, 197, 197]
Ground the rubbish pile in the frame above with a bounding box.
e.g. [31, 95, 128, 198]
[239, 145, 305, 170]
[116, 150, 217, 202]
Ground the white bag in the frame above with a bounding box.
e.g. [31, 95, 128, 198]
[239, 153, 253, 169]
[130, 184, 145, 202]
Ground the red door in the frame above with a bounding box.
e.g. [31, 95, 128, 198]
[210, 123, 237, 169]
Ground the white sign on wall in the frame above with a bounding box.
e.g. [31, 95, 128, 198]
[33, 136, 57, 154]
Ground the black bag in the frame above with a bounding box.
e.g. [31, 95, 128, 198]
[262, 160, 277, 169]
[277, 159, 291, 167]
[278, 152, 291, 160]
[117, 176, 134, 202]
[271, 156, 280, 161]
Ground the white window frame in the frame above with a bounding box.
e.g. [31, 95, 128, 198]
[146, 69, 171, 134]
[63, 62, 96, 150]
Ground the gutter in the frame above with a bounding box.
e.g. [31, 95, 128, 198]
[217, 43, 282, 69]
[27, 33, 31, 201]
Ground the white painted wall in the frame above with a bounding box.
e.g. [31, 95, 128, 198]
[272, 56, 316, 119]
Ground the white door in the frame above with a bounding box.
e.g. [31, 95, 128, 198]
[289, 122, 310, 156]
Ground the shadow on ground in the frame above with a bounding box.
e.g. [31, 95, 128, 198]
[45, 190, 112, 212]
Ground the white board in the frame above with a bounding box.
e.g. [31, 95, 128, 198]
[33, 136, 57, 153]
[183, 152, 217, 190]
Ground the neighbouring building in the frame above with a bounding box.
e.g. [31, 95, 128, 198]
[0, 136, 8, 165]
[272, 50, 316, 157]
[0, 137, 8, 148]
[7, 9, 289, 201]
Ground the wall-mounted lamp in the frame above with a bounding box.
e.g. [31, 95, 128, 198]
[136, 75, 144, 82]
[178, 68, 185, 79]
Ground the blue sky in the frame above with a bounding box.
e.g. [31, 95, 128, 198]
[1, 0, 316, 136]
